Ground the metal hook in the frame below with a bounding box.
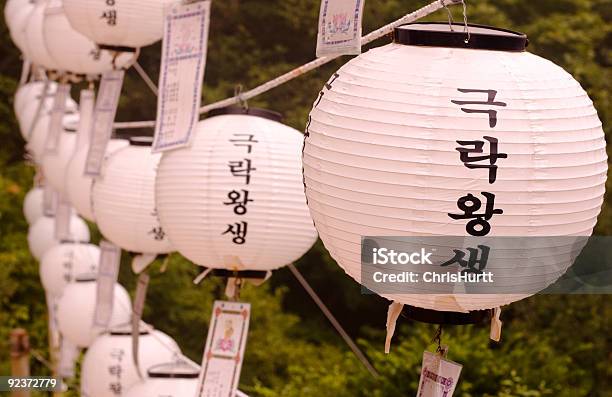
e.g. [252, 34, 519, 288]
[432, 324, 443, 354]
[461, 0, 470, 43]
[441, 0, 455, 31]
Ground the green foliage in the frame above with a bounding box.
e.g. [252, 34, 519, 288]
[0, 0, 610, 396]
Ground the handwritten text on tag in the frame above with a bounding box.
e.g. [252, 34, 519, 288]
[93, 240, 121, 328]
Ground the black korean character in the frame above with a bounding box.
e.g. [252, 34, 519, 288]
[451, 89, 507, 128]
[456, 136, 508, 183]
[228, 159, 256, 185]
[441, 245, 491, 274]
[448, 192, 503, 236]
[223, 190, 253, 215]
[101, 10, 117, 26]
[222, 222, 248, 245]
[230, 134, 259, 154]
[109, 382, 122, 395]
[148, 226, 166, 241]
[105, 0, 116, 4]
[108, 365, 122, 376]
[109, 348, 124, 360]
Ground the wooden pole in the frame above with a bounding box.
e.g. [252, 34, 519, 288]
[9, 328, 30, 397]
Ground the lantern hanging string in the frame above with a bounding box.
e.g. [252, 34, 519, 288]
[112, 0, 462, 130]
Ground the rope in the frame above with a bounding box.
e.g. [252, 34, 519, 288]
[112, 0, 460, 130]
[132, 61, 159, 96]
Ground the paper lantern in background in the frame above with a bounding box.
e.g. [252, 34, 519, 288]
[40, 241, 100, 297]
[156, 108, 318, 271]
[41, 130, 77, 196]
[28, 112, 79, 162]
[93, 137, 173, 255]
[81, 325, 180, 397]
[124, 361, 200, 397]
[23, 186, 44, 224]
[56, 276, 132, 348]
[302, 23, 608, 312]
[65, 139, 129, 221]
[27, 214, 90, 261]
[24, 0, 60, 70]
[4, 0, 35, 56]
[43, 2, 135, 75]
[62, 0, 175, 50]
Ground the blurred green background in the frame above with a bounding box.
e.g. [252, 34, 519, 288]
[0, 0, 610, 396]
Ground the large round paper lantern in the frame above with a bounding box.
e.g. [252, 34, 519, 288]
[56, 276, 132, 348]
[124, 362, 200, 397]
[40, 241, 100, 298]
[93, 137, 173, 254]
[156, 108, 318, 271]
[302, 23, 608, 312]
[65, 139, 129, 221]
[5, 0, 35, 56]
[62, 0, 175, 49]
[27, 214, 91, 261]
[23, 187, 44, 224]
[41, 130, 77, 196]
[24, 0, 60, 70]
[43, 2, 135, 75]
[81, 325, 180, 397]
[28, 112, 79, 162]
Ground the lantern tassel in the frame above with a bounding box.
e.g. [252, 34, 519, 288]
[385, 301, 404, 353]
[489, 307, 502, 342]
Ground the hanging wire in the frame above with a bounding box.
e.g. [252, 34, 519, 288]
[133, 61, 159, 96]
[112, 0, 463, 130]
[441, 0, 455, 31]
[461, 0, 470, 43]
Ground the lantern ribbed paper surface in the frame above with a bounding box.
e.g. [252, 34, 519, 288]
[27, 214, 91, 260]
[124, 362, 200, 397]
[56, 279, 132, 347]
[81, 327, 180, 397]
[156, 110, 318, 271]
[41, 130, 77, 196]
[93, 139, 173, 254]
[302, 23, 608, 312]
[40, 242, 100, 297]
[43, 3, 134, 75]
[66, 139, 129, 221]
[5, 0, 35, 56]
[23, 187, 44, 224]
[62, 0, 175, 49]
[24, 1, 60, 70]
[28, 112, 79, 162]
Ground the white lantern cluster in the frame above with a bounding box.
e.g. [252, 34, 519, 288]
[4, 0, 36, 60]
[302, 23, 608, 312]
[81, 325, 180, 397]
[28, 112, 79, 163]
[156, 108, 318, 271]
[24, 0, 61, 71]
[124, 361, 201, 397]
[62, 0, 175, 49]
[57, 276, 132, 347]
[40, 241, 100, 298]
[27, 214, 90, 261]
[93, 137, 173, 255]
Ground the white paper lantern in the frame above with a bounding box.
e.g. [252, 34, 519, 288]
[302, 23, 608, 312]
[56, 277, 132, 348]
[41, 130, 77, 196]
[124, 362, 200, 397]
[43, 2, 135, 75]
[82, 325, 180, 397]
[62, 0, 175, 49]
[28, 112, 79, 162]
[27, 214, 90, 260]
[65, 139, 129, 221]
[156, 108, 318, 271]
[24, 0, 61, 70]
[5, 0, 35, 55]
[93, 137, 173, 254]
[23, 186, 44, 224]
[39, 241, 100, 297]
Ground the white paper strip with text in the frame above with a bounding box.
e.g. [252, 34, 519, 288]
[85, 70, 125, 176]
[316, 0, 365, 57]
[93, 240, 121, 328]
[196, 301, 250, 397]
[44, 83, 70, 154]
[152, 0, 211, 153]
[54, 194, 72, 240]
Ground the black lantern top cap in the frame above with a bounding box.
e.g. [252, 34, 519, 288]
[147, 361, 200, 379]
[129, 136, 154, 146]
[394, 22, 528, 52]
[207, 106, 283, 123]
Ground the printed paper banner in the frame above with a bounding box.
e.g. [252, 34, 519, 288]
[131, 271, 150, 378]
[76, 89, 95, 150]
[26, 80, 51, 140]
[93, 241, 121, 328]
[152, 0, 211, 153]
[54, 194, 72, 240]
[44, 83, 70, 154]
[196, 301, 250, 397]
[85, 70, 125, 176]
[417, 351, 462, 397]
[57, 337, 79, 379]
[316, 0, 365, 57]
[43, 185, 57, 217]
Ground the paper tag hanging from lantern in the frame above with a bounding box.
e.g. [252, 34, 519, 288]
[44, 83, 70, 153]
[85, 70, 125, 176]
[196, 301, 250, 397]
[131, 271, 150, 379]
[43, 185, 58, 217]
[76, 89, 95, 150]
[152, 0, 211, 152]
[417, 351, 462, 397]
[58, 337, 79, 379]
[315, 0, 364, 57]
[54, 194, 72, 240]
[93, 240, 121, 327]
